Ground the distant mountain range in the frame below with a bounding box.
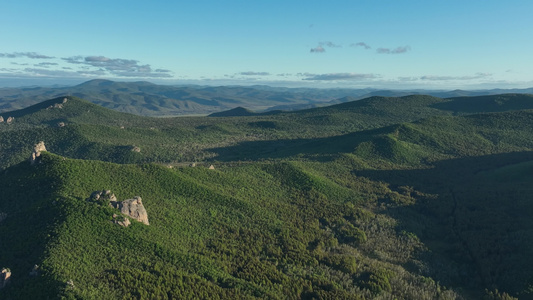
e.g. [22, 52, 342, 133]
[1, 79, 533, 116]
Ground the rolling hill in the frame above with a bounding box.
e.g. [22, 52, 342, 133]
[0, 80, 366, 116]
[1, 93, 533, 299]
[1, 79, 533, 116]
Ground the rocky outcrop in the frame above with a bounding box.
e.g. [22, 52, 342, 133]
[208, 165, 215, 170]
[57, 122, 65, 127]
[110, 196, 149, 225]
[47, 103, 63, 110]
[89, 190, 117, 202]
[0, 116, 3, 123]
[6, 117, 14, 124]
[29, 264, 39, 276]
[112, 214, 131, 227]
[30, 141, 47, 165]
[89, 190, 149, 226]
[66, 279, 75, 288]
[1, 268, 11, 289]
[131, 146, 141, 153]
[62, 97, 68, 104]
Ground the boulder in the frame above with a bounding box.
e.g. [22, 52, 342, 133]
[57, 122, 65, 127]
[30, 141, 47, 165]
[89, 191, 149, 226]
[66, 279, 75, 288]
[0, 116, 3, 123]
[208, 165, 215, 170]
[48, 103, 63, 109]
[62, 98, 68, 104]
[89, 190, 117, 202]
[131, 146, 141, 153]
[6, 117, 14, 124]
[1, 268, 11, 289]
[110, 196, 149, 225]
[29, 264, 39, 276]
[113, 216, 131, 227]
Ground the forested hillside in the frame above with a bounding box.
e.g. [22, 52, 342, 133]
[1, 94, 533, 299]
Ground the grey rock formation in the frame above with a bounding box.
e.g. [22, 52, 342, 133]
[89, 191, 149, 226]
[110, 196, 149, 225]
[0, 116, 3, 123]
[6, 117, 14, 124]
[62, 97, 68, 104]
[89, 190, 117, 202]
[58, 122, 65, 127]
[30, 141, 47, 165]
[131, 146, 141, 153]
[1, 268, 11, 289]
[112, 214, 131, 227]
[66, 279, 75, 288]
[47, 103, 63, 109]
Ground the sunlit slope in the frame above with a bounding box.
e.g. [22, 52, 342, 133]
[0, 152, 459, 299]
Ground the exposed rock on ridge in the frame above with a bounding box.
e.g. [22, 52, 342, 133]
[88, 190, 149, 226]
[110, 196, 150, 225]
[1, 268, 11, 289]
[30, 141, 47, 165]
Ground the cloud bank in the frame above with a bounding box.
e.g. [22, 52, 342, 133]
[0, 52, 55, 59]
[310, 41, 342, 53]
[239, 71, 271, 76]
[62, 55, 172, 78]
[420, 73, 492, 81]
[310, 46, 326, 53]
[302, 72, 378, 81]
[351, 42, 371, 49]
[376, 46, 411, 54]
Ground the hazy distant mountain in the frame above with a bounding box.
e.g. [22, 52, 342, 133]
[1, 79, 532, 116]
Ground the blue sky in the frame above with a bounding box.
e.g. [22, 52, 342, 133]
[1, 0, 532, 89]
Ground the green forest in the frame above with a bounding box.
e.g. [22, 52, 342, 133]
[1, 94, 533, 299]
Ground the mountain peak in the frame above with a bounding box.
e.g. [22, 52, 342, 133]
[76, 79, 115, 87]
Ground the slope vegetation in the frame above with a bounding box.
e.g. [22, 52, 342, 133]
[1, 93, 533, 299]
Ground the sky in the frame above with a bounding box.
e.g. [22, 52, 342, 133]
[1, 0, 532, 89]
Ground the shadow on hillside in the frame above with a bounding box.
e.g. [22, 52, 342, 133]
[207, 128, 390, 162]
[430, 94, 533, 114]
[355, 151, 533, 296]
[0, 161, 70, 297]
